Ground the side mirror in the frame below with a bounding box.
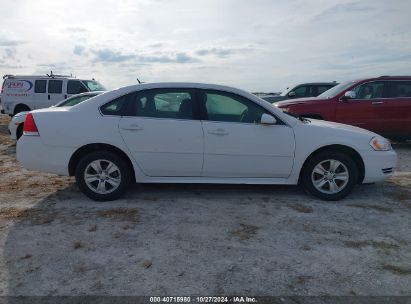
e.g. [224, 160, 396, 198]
[287, 91, 296, 98]
[341, 91, 356, 101]
[261, 113, 277, 125]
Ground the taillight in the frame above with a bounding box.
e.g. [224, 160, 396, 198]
[23, 113, 39, 136]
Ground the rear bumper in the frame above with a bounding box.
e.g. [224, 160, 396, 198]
[17, 136, 74, 176]
[362, 149, 397, 183]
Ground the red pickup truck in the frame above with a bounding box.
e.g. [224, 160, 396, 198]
[276, 76, 411, 141]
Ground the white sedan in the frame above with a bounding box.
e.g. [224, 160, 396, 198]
[17, 83, 397, 201]
[8, 91, 104, 140]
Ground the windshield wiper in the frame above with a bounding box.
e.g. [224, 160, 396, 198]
[283, 111, 311, 123]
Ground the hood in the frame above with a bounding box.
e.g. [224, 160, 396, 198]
[308, 118, 378, 137]
[276, 97, 325, 107]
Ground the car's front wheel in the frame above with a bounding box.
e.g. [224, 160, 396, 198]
[301, 151, 358, 201]
[75, 151, 131, 201]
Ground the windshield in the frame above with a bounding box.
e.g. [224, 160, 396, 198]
[280, 86, 292, 96]
[57, 94, 98, 107]
[81, 80, 106, 92]
[317, 81, 357, 99]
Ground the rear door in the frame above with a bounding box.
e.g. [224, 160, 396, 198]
[335, 81, 386, 133]
[199, 89, 295, 178]
[377, 81, 411, 139]
[118, 88, 204, 177]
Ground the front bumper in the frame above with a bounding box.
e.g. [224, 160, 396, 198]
[362, 149, 397, 183]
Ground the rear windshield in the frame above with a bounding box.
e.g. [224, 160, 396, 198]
[81, 80, 106, 92]
[317, 81, 358, 99]
[57, 94, 98, 107]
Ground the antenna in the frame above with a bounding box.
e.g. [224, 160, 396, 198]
[137, 78, 142, 84]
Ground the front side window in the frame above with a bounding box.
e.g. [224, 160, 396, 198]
[34, 80, 46, 93]
[67, 80, 88, 94]
[291, 86, 307, 98]
[128, 89, 196, 120]
[48, 80, 63, 94]
[352, 82, 384, 99]
[201, 90, 270, 124]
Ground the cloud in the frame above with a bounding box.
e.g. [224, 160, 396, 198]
[91, 48, 136, 62]
[316, 1, 375, 19]
[0, 37, 26, 46]
[66, 27, 87, 33]
[4, 47, 16, 59]
[73, 45, 86, 56]
[195, 46, 254, 58]
[90, 48, 199, 64]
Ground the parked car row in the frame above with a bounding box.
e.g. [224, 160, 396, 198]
[15, 82, 396, 202]
[276, 76, 411, 142]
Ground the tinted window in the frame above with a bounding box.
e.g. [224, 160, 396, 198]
[48, 80, 63, 94]
[316, 85, 334, 95]
[100, 95, 127, 116]
[34, 80, 47, 93]
[201, 90, 270, 124]
[353, 82, 384, 99]
[67, 80, 87, 94]
[292, 86, 307, 98]
[128, 89, 196, 120]
[386, 81, 411, 98]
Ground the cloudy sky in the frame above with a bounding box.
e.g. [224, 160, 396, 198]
[1, 0, 411, 92]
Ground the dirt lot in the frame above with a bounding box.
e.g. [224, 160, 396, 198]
[0, 113, 410, 296]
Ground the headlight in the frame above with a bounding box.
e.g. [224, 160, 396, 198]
[369, 136, 392, 151]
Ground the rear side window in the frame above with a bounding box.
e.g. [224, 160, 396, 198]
[48, 80, 63, 94]
[386, 81, 411, 98]
[127, 88, 196, 120]
[67, 80, 87, 94]
[100, 95, 127, 116]
[35, 80, 47, 93]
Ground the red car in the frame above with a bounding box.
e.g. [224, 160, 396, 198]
[276, 76, 411, 141]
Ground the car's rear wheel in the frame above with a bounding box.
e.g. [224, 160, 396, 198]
[14, 104, 30, 115]
[75, 151, 131, 201]
[301, 151, 358, 201]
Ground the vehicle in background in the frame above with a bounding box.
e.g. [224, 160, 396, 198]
[262, 82, 338, 103]
[8, 91, 104, 140]
[276, 76, 411, 142]
[17, 82, 396, 202]
[1, 73, 105, 116]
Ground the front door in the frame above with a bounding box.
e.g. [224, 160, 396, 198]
[119, 88, 204, 177]
[336, 81, 385, 133]
[199, 89, 295, 178]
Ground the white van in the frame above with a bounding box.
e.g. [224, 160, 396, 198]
[0, 73, 106, 115]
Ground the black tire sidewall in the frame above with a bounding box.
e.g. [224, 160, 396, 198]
[75, 151, 131, 201]
[302, 151, 358, 201]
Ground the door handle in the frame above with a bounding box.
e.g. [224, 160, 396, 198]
[121, 124, 143, 131]
[208, 129, 228, 136]
[372, 101, 384, 105]
[48, 94, 50, 100]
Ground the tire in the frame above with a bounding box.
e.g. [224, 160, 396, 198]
[75, 151, 132, 201]
[301, 151, 358, 201]
[14, 105, 30, 115]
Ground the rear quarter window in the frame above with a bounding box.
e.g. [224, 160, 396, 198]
[100, 95, 127, 116]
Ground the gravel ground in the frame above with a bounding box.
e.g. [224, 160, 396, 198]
[0, 114, 410, 296]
